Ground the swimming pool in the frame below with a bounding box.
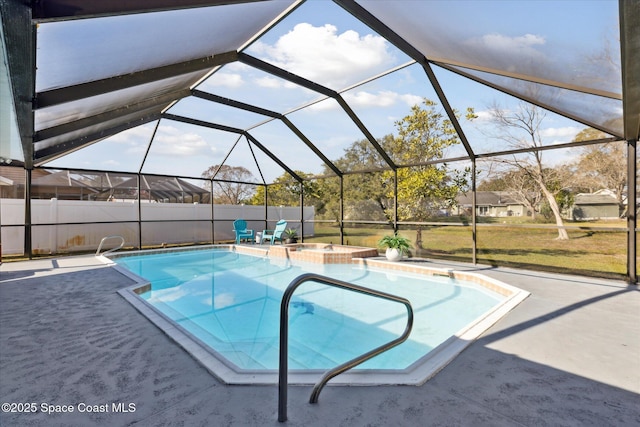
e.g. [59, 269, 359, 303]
[108, 245, 528, 385]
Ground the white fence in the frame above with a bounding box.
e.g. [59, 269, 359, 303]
[0, 199, 314, 255]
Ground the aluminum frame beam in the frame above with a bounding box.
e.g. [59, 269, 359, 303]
[31, 0, 265, 21]
[34, 112, 162, 164]
[238, 52, 396, 170]
[335, 0, 476, 160]
[435, 62, 625, 139]
[162, 113, 302, 182]
[35, 88, 191, 142]
[620, 0, 640, 283]
[192, 90, 344, 177]
[620, 0, 640, 141]
[35, 51, 238, 109]
[1, 0, 35, 167]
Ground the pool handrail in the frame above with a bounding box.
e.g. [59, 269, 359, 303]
[278, 272, 414, 422]
[95, 235, 125, 256]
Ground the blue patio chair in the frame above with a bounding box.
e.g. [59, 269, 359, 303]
[261, 220, 287, 245]
[233, 219, 254, 244]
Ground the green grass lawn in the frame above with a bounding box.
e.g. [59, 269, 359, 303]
[305, 220, 631, 279]
[3, 219, 631, 280]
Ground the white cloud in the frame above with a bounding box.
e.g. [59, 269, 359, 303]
[483, 33, 544, 50]
[540, 126, 581, 139]
[304, 98, 340, 112]
[100, 125, 154, 158]
[213, 293, 235, 309]
[344, 90, 394, 108]
[152, 125, 216, 157]
[107, 124, 153, 144]
[255, 76, 284, 89]
[471, 110, 494, 122]
[249, 23, 394, 88]
[465, 33, 548, 71]
[198, 63, 250, 91]
[149, 287, 188, 303]
[254, 75, 312, 92]
[225, 62, 250, 72]
[207, 72, 244, 88]
[343, 90, 422, 109]
[469, 33, 546, 56]
[398, 94, 423, 107]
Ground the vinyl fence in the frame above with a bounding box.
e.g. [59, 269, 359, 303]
[1, 198, 314, 255]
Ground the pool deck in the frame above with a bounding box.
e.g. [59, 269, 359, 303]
[1, 255, 638, 426]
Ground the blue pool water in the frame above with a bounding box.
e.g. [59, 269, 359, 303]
[115, 249, 504, 371]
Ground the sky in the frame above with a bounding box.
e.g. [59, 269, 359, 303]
[34, 0, 621, 185]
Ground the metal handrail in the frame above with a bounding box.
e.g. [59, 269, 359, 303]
[95, 235, 125, 256]
[278, 273, 414, 422]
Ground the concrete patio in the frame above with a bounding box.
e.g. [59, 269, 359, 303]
[1, 254, 638, 426]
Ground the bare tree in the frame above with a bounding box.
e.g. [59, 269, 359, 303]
[572, 129, 627, 210]
[201, 164, 256, 204]
[494, 168, 544, 219]
[486, 102, 570, 239]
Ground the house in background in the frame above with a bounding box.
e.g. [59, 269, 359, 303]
[570, 190, 621, 220]
[1, 167, 108, 200]
[0, 174, 13, 197]
[30, 170, 100, 200]
[109, 175, 210, 203]
[454, 189, 621, 221]
[0, 167, 209, 203]
[1, 166, 59, 199]
[454, 191, 530, 217]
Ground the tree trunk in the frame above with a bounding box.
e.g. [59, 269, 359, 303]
[540, 184, 569, 240]
[523, 200, 536, 219]
[415, 227, 423, 249]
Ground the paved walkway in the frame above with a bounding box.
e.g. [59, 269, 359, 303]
[1, 255, 638, 426]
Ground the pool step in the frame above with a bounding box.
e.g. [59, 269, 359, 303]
[215, 338, 342, 370]
[287, 338, 341, 369]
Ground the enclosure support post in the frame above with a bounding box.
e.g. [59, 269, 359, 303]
[24, 168, 32, 259]
[210, 180, 215, 244]
[300, 182, 304, 243]
[137, 174, 142, 250]
[471, 158, 477, 265]
[339, 176, 344, 245]
[264, 184, 269, 235]
[627, 139, 637, 284]
[393, 169, 398, 233]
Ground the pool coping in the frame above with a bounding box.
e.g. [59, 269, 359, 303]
[100, 245, 530, 386]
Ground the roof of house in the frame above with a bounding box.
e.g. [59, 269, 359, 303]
[112, 175, 208, 201]
[457, 191, 520, 207]
[574, 193, 619, 205]
[0, 166, 51, 185]
[31, 170, 96, 190]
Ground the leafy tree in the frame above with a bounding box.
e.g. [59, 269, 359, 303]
[247, 171, 324, 211]
[320, 136, 395, 222]
[386, 100, 470, 229]
[201, 164, 256, 204]
[320, 98, 470, 247]
[573, 127, 609, 143]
